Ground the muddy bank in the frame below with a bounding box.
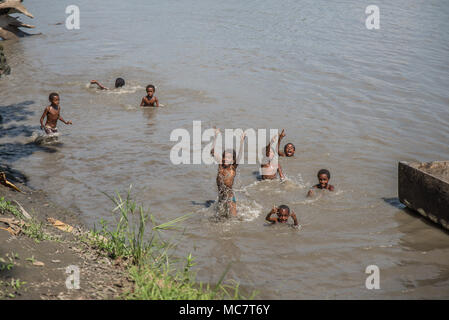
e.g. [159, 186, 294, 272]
[0, 172, 132, 299]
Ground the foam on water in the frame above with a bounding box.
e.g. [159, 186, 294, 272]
[31, 130, 60, 145]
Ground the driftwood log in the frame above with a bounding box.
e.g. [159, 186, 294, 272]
[0, 0, 34, 40]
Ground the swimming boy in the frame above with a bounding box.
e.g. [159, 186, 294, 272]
[140, 84, 159, 107]
[40, 93, 72, 134]
[211, 128, 246, 218]
[307, 169, 335, 197]
[260, 134, 285, 180]
[265, 205, 298, 226]
[277, 129, 295, 157]
[90, 77, 125, 90]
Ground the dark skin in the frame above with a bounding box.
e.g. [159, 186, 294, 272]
[90, 80, 109, 90]
[307, 173, 334, 197]
[211, 128, 246, 217]
[277, 129, 295, 157]
[40, 95, 72, 134]
[261, 134, 285, 180]
[265, 206, 298, 226]
[140, 87, 159, 107]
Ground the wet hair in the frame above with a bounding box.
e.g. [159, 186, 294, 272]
[146, 84, 155, 91]
[115, 77, 125, 88]
[278, 205, 290, 214]
[222, 149, 236, 165]
[284, 143, 295, 154]
[317, 169, 331, 179]
[48, 92, 59, 102]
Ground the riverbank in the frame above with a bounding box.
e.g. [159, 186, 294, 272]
[0, 167, 252, 300]
[0, 171, 132, 299]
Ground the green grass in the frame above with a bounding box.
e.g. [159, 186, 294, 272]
[86, 188, 256, 300]
[0, 197, 22, 217]
[0, 197, 56, 242]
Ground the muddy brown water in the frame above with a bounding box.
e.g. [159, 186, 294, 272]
[1, 0, 449, 298]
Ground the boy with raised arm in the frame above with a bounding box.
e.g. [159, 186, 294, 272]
[210, 128, 246, 218]
[277, 129, 296, 157]
[40, 93, 72, 134]
[260, 134, 285, 181]
[265, 205, 299, 226]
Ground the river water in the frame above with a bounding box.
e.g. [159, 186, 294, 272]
[1, 0, 449, 299]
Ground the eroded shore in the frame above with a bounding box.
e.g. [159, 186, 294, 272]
[0, 168, 131, 299]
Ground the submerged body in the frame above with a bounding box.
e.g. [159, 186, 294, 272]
[211, 128, 245, 218]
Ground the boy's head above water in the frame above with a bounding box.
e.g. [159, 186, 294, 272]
[48, 92, 60, 106]
[146, 84, 155, 97]
[222, 149, 236, 167]
[284, 143, 295, 157]
[115, 77, 125, 88]
[277, 205, 290, 223]
[317, 169, 331, 188]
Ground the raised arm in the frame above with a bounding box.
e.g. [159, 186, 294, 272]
[278, 129, 286, 157]
[234, 132, 246, 167]
[265, 134, 279, 158]
[210, 128, 222, 163]
[90, 80, 109, 90]
[265, 207, 278, 224]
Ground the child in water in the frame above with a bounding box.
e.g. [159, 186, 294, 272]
[260, 134, 285, 181]
[90, 77, 125, 90]
[140, 84, 159, 107]
[211, 128, 246, 218]
[277, 129, 296, 157]
[265, 205, 298, 226]
[307, 169, 335, 197]
[39, 93, 72, 134]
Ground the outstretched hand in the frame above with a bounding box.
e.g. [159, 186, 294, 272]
[280, 129, 286, 138]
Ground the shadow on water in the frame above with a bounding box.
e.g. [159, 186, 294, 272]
[383, 197, 449, 236]
[252, 170, 262, 181]
[0, 101, 59, 183]
[191, 200, 215, 208]
[0, 164, 28, 185]
[0, 100, 35, 126]
[382, 197, 406, 209]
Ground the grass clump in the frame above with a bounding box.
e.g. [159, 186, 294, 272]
[0, 197, 55, 242]
[87, 188, 256, 300]
[0, 197, 21, 217]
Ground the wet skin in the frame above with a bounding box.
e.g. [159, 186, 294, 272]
[40, 96, 72, 133]
[141, 87, 159, 107]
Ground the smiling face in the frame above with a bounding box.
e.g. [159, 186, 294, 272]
[318, 173, 329, 188]
[277, 208, 290, 223]
[146, 87, 154, 97]
[284, 143, 295, 157]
